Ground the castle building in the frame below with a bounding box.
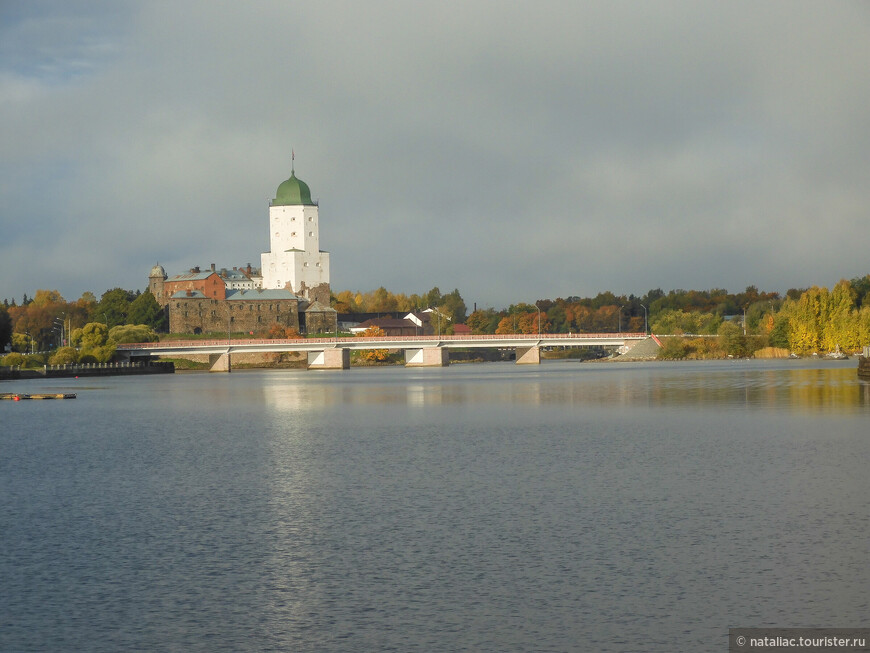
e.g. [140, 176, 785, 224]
[260, 165, 330, 304]
[148, 162, 336, 335]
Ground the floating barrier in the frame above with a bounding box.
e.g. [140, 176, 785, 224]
[1, 393, 77, 401]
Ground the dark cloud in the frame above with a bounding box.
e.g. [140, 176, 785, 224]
[2, 1, 869, 307]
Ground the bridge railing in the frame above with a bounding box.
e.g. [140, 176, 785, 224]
[117, 332, 648, 350]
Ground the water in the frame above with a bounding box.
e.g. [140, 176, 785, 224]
[2, 360, 869, 652]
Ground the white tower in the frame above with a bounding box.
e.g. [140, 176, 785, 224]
[261, 163, 331, 304]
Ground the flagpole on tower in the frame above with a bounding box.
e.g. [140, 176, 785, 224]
[291, 148, 295, 175]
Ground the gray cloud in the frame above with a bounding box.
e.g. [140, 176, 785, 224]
[2, 1, 869, 308]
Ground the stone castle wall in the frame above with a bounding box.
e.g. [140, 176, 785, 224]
[169, 297, 300, 334]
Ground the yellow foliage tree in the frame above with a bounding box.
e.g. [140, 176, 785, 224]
[358, 325, 389, 362]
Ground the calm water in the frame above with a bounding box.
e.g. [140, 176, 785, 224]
[2, 360, 869, 652]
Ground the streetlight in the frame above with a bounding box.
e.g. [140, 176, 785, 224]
[640, 304, 648, 335]
[535, 303, 541, 335]
[618, 305, 624, 333]
[54, 315, 65, 348]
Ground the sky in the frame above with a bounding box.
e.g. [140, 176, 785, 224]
[1, 1, 869, 309]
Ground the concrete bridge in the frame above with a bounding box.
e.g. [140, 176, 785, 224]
[116, 332, 649, 372]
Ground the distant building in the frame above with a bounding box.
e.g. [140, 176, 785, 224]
[349, 311, 442, 337]
[148, 161, 336, 335]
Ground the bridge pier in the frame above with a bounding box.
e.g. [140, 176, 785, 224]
[405, 347, 449, 367]
[209, 352, 231, 372]
[308, 349, 350, 370]
[515, 346, 541, 365]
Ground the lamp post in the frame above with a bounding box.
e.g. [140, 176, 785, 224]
[618, 305, 624, 333]
[640, 304, 648, 335]
[535, 303, 541, 335]
[54, 314, 65, 349]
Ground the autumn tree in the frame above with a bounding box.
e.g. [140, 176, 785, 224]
[822, 280, 859, 351]
[32, 289, 64, 307]
[466, 308, 500, 334]
[266, 324, 301, 339]
[357, 325, 389, 362]
[332, 290, 359, 313]
[783, 288, 824, 353]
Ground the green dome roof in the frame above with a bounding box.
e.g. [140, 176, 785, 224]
[273, 171, 314, 206]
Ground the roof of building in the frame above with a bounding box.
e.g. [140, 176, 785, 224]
[304, 300, 337, 313]
[273, 171, 314, 206]
[149, 263, 167, 279]
[220, 268, 250, 280]
[166, 271, 218, 282]
[358, 317, 417, 329]
[225, 289, 301, 301]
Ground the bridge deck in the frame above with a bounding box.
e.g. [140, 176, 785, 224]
[117, 333, 649, 356]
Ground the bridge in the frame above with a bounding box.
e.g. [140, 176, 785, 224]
[116, 332, 650, 372]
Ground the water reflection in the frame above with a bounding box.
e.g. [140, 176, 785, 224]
[201, 361, 870, 415]
[245, 360, 870, 415]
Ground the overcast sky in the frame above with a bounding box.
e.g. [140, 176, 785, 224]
[2, 1, 868, 309]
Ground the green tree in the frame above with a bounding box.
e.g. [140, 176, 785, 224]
[2, 352, 26, 366]
[72, 322, 110, 349]
[424, 286, 443, 309]
[128, 291, 167, 331]
[49, 347, 78, 365]
[718, 320, 748, 357]
[768, 314, 790, 349]
[96, 288, 135, 328]
[0, 304, 11, 352]
[849, 274, 870, 308]
[108, 324, 159, 344]
[11, 332, 32, 353]
[439, 289, 467, 325]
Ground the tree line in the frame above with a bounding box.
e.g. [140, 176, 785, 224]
[3, 274, 870, 363]
[1, 288, 165, 365]
[334, 276, 870, 356]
